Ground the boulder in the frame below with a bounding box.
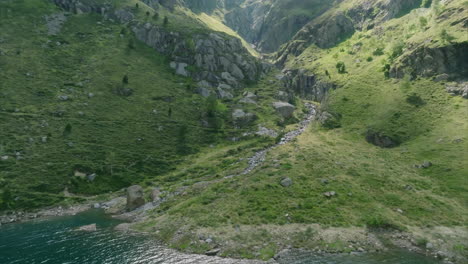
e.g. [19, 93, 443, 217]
[126, 185, 145, 211]
[75, 223, 97, 232]
[150, 188, 161, 202]
[114, 223, 131, 232]
[280, 177, 293, 187]
[323, 191, 336, 198]
[365, 130, 398, 148]
[232, 109, 256, 127]
[175, 62, 189, 77]
[273, 102, 295, 118]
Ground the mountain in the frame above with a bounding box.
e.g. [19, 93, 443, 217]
[1, 0, 467, 263]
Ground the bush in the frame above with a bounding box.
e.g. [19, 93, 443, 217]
[373, 47, 384, 56]
[419, 17, 428, 28]
[336, 61, 346, 74]
[366, 56, 373, 62]
[163, 16, 169, 26]
[406, 93, 426, 106]
[421, 0, 432, 8]
[389, 41, 405, 62]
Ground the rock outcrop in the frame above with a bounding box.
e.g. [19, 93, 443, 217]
[126, 185, 145, 211]
[275, 0, 422, 65]
[390, 42, 468, 79]
[279, 69, 336, 102]
[272, 102, 295, 119]
[51, 0, 266, 98]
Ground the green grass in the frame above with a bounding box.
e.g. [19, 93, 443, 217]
[0, 0, 266, 209]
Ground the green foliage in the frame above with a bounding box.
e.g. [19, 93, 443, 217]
[406, 93, 426, 107]
[122, 74, 129, 84]
[153, 12, 159, 21]
[419, 16, 428, 28]
[388, 41, 405, 62]
[335, 61, 346, 74]
[163, 16, 169, 26]
[63, 124, 72, 137]
[440, 29, 454, 44]
[366, 56, 373, 62]
[421, 0, 432, 8]
[372, 47, 385, 56]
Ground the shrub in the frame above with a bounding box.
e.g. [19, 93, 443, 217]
[406, 93, 426, 106]
[389, 41, 405, 62]
[122, 74, 129, 84]
[421, 0, 432, 8]
[373, 47, 385, 56]
[419, 16, 428, 28]
[153, 12, 159, 20]
[366, 56, 373, 62]
[336, 61, 346, 74]
[440, 29, 454, 44]
[163, 16, 169, 26]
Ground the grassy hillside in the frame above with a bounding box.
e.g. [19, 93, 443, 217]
[0, 0, 265, 209]
[132, 1, 467, 260]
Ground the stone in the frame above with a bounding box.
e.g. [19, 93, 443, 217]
[421, 161, 432, 168]
[58, 95, 70, 101]
[76, 223, 97, 232]
[365, 130, 398, 148]
[150, 188, 161, 202]
[396, 208, 404, 214]
[74, 170, 87, 179]
[255, 126, 278, 138]
[321, 179, 329, 185]
[232, 109, 256, 127]
[175, 62, 189, 77]
[126, 185, 145, 211]
[217, 87, 233, 99]
[323, 191, 337, 198]
[205, 248, 221, 256]
[41, 136, 48, 143]
[87, 173, 97, 181]
[114, 223, 131, 232]
[280, 177, 293, 187]
[273, 102, 295, 119]
[426, 242, 434, 249]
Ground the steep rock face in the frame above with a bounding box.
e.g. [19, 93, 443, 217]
[390, 42, 468, 79]
[275, 0, 422, 65]
[223, 0, 335, 53]
[51, 0, 265, 97]
[279, 69, 336, 102]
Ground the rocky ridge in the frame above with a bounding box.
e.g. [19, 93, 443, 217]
[51, 0, 267, 98]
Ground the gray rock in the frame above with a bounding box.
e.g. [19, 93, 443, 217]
[232, 109, 256, 127]
[217, 86, 233, 99]
[76, 223, 97, 232]
[280, 177, 293, 187]
[255, 126, 278, 138]
[150, 188, 161, 202]
[175, 62, 189, 77]
[58, 95, 70, 101]
[87, 173, 97, 181]
[1, 156, 9, 161]
[273, 102, 295, 118]
[126, 185, 145, 211]
[114, 223, 131, 232]
[205, 248, 221, 256]
[323, 191, 336, 198]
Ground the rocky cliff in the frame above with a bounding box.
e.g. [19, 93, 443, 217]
[278, 69, 336, 102]
[390, 41, 468, 79]
[51, 0, 266, 98]
[275, 0, 422, 65]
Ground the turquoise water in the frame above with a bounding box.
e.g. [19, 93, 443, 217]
[0, 210, 441, 264]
